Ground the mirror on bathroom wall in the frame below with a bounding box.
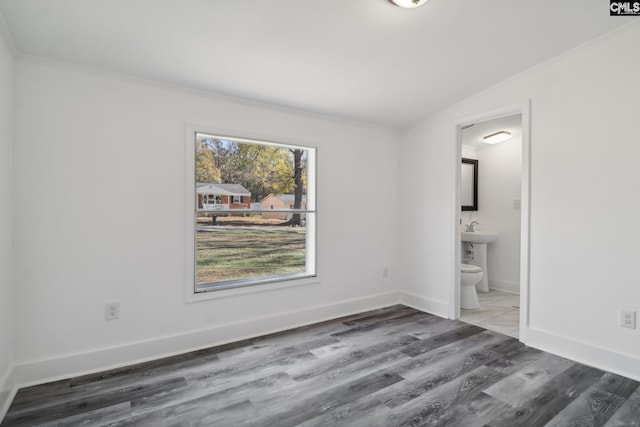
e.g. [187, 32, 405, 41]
[461, 158, 478, 211]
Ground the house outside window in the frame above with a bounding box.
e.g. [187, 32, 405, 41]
[191, 132, 316, 293]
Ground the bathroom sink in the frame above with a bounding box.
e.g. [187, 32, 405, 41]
[461, 231, 498, 243]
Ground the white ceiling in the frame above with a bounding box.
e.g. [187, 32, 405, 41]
[462, 114, 522, 150]
[0, 0, 633, 129]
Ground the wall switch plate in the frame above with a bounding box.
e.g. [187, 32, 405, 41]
[620, 310, 636, 329]
[513, 199, 521, 210]
[105, 302, 120, 321]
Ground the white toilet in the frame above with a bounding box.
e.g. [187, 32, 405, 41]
[460, 264, 483, 309]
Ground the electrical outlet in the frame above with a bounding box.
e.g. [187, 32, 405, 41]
[620, 310, 636, 329]
[105, 302, 120, 321]
[382, 267, 389, 278]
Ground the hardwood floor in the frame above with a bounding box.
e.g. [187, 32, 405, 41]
[3, 305, 640, 426]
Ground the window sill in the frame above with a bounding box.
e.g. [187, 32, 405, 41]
[185, 274, 319, 303]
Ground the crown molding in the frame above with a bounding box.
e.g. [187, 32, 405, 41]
[0, 9, 16, 55]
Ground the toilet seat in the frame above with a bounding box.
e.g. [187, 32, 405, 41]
[461, 264, 481, 273]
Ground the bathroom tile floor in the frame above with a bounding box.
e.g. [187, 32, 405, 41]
[460, 289, 520, 338]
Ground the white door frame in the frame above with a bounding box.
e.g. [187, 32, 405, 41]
[452, 101, 531, 342]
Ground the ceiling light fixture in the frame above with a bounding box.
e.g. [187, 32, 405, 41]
[483, 131, 512, 144]
[387, 0, 429, 8]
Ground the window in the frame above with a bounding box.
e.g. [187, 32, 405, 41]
[192, 132, 316, 293]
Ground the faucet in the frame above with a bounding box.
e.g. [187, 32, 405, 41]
[467, 221, 479, 232]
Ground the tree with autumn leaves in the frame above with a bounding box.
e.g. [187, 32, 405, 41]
[196, 136, 306, 224]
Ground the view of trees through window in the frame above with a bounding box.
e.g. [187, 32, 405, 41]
[194, 133, 316, 291]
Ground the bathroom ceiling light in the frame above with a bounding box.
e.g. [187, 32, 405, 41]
[387, 0, 429, 8]
[483, 131, 512, 144]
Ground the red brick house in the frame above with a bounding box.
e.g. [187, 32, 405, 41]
[197, 183, 251, 210]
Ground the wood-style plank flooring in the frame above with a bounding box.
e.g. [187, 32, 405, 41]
[3, 305, 640, 426]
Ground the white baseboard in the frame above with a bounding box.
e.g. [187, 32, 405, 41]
[13, 292, 401, 388]
[0, 365, 17, 422]
[10, 294, 640, 418]
[524, 326, 640, 382]
[489, 279, 520, 294]
[398, 291, 449, 318]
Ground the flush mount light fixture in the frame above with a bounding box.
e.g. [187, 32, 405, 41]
[387, 0, 429, 8]
[483, 131, 512, 144]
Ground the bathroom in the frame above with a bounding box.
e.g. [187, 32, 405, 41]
[459, 113, 522, 338]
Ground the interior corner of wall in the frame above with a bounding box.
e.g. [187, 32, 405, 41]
[398, 291, 449, 318]
[0, 364, 17, 422]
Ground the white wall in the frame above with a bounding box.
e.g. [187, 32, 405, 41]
[474, 135, 522, 293]
[0, 27, 14, 416]
[400, 22, 640, 380]
[12, 58, 400, 383]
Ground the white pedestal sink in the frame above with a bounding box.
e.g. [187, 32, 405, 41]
[461, 231, 498, 292]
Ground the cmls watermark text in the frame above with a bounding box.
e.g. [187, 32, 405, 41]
[610, 1, 640, 15]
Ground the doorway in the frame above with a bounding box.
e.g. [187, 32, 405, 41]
[453, 104, 530, 341]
